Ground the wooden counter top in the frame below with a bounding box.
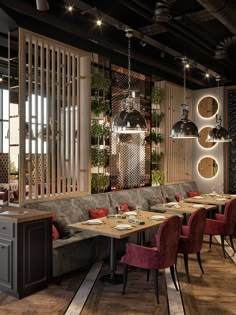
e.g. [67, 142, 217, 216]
[0, 206, 52, 223]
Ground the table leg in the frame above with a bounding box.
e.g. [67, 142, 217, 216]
[100, 237, 123, 284]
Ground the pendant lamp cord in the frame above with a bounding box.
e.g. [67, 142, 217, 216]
[183, 60, 186, 104]
[126, 30, 132, 97]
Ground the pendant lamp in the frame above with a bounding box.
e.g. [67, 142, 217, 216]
[207, 77, 232, 142]
[112, 29, 147, 134]
[170, 57, 199, 139]
[207, 114, 232, 142]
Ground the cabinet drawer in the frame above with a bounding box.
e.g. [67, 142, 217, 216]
[0, 221, 15, 237]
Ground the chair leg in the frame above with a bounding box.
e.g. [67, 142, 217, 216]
[170, 265, 178, 291]
[183, 253, 190, 283]
[147, 269, 150, 281]
[220, 235, 226, 258]
[209, 235, 212, 249]
[154, 269, 160, 304]
[196, 252, 204, 274]
[122, 264, 128, 294]
[229, 235, 236, 252]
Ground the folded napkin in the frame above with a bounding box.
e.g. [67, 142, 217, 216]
[128, 218, 145, 225]
[106, 214, 125, 219]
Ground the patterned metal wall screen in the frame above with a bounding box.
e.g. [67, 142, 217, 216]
[228, 89, 236, 193]
[0, 153, 9, 183]
[111, 65, 151, 189]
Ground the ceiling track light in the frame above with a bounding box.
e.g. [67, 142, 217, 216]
[36, 0, 49, 11]
[154, 1, 172, 23]
[170, 57, 199, 139]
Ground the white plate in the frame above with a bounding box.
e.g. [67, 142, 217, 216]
[124, 211, 137, 216]
[150, 215, 166, 220]
[115, 224, 132, 230]
[166, 202, 178, 206]
[216, 198, 227, 201]
[192, 196, 203, 199]
[85, 219, 103, 225]
[230, 195, 236, 198]
[0, 210, 28, 216]
[192, 204, 204, 208]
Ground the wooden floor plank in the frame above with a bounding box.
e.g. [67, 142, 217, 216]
[0, 236, 235, 315]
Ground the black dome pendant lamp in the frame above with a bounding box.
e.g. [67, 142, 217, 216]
[207, 76, 232, 143]
[112, 29, 147, 134]
[170, 57, 199, 139]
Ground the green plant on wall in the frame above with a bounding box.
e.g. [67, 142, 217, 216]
[151, 86, 165, 105]
[151, 151, 164, 164]
[91, 173, 110, 193]
[91, 120, 110, 138]
[91, 147, 110, 168]
[151, 169, 164, 186]
[150, 131, 163, 145]
[151, 111, 165, 127]
[91, 72, 111, 116]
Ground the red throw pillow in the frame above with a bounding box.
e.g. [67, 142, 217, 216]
[88, 208, 109, 219]
[52, 224, 60, 240]
[175, 194, 184, 202]
[187, 190, 200, 197]
[52, 214, 60, 240]
[119, 202, 130, 212]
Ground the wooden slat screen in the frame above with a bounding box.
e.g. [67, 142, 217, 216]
[18, 28, 91, 203]
[163, 81, 193, 184]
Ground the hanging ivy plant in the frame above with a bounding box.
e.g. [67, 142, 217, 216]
[150, 131, 163, 145]
[151, 86, 165, 105]
[151, 151, 164, 164]
[151, 169, 164, 186]
[91, 147, 110, 168]
[151, 111, 165, 127]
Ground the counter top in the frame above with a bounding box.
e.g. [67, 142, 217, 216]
[0, 206, 52, 223]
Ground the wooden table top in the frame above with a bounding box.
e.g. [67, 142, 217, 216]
[0, 206, 52, 223]
[151, 202, 216, 214]
[184, 194, 236, 206]
[68, 211, 174, 239]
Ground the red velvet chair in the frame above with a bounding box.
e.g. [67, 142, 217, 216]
[177, 207, 207, 282]
[120, 216, 182, 303]
[204, 199, 236, 258]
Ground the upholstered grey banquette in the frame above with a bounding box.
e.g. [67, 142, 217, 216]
[24, 181, 198, 277]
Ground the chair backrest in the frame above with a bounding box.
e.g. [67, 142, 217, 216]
[223, 199, 236, 234]
[187, 208, 207, 252]
[155, 215, 182, 268]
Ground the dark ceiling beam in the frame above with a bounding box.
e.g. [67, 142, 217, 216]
[195, 0, 236, 35]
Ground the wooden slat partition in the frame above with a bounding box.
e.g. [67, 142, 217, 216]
[163, 81, 193, 184]
[18, 28, 91, 203]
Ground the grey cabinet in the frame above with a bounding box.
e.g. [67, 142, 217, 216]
[0, 209, 52, 298]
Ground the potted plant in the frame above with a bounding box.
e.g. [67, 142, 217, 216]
[150, 131, 163, 145]
[91, 173, 110, 193]
[151, 86, 165, 105]
[151, 151, 164, 164]
[151, 111, 165, 128]
[91, 120, 110, 145]
[151, 169, 164, 186]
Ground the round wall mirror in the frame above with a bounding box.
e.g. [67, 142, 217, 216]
[198, 157, 218, 179]
[198, 127, 217, 149]
[198, 96, 218, 118]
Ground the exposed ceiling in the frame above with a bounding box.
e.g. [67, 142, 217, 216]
[0, 0, 236, 89]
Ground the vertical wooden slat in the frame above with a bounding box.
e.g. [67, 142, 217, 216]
[56, 48, 61, 194]
[67, 51, 71, 192]
[61, 50, 66, 193]
[76, 56, 80, 192]
[71, 53, 76, 192]
[34, 39, 39, 199]
[45, 43, 50, 195]
[40, 42, 45, 196]
[28, 36, 32, 199]
[19, 28, 26, 203]
[51, 45, 56, 195]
